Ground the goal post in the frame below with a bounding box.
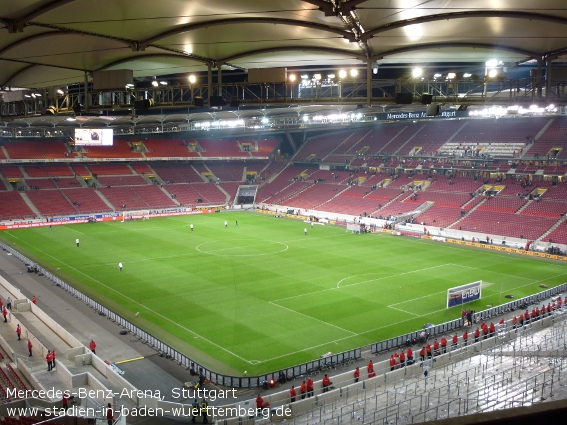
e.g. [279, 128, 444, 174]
[346, 223, 361, 233]
[447, 280, 482, 308]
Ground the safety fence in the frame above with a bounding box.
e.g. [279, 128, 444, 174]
[371, 282, 567, 354]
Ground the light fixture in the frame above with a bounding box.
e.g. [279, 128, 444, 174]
[350, 68, 358, 77]
[66, 117, 76, 121]
[488, 69, 498, 78]
[151, 80, 159, 87]
[301, 74, 309, 79]
[159, 81, 168, 86]
[338, 69, 347, 79]
[34, 93, 41, 97]
[188, 74, 197, 84]
[485, 59, 498, 67]
[327, 73, 335, 79]
[463, 73, 472, 78]
[125, 84, 134, 88]
[433, 73, 442, 79]
[447, 72, 456, 80]
[289, 74, 296, 82]
[57, 89, 65, 95]
[412, 67, 423, 78]
[313, 73, 321, 81]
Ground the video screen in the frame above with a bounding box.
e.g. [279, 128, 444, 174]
[74, 128, 113, 146]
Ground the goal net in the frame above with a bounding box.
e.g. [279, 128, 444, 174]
[447, 280, 482, 308]
[346, 223, 361, 233]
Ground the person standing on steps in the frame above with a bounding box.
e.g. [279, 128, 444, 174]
[16, 324, 21, 340]
[28, 339, 32, 356]
[89, 339, 96, 355]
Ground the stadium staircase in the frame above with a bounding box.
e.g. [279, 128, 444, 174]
[285, 132, 298, 152]
[392, 124, 425, 155]
[18, 193, 41, 217]
[0, 146, 8, 160]
[311, 185, 352, 210]
[449, 197, 487, 227]
[0, 174, 11, 190]
[536, 217, 566, 242]
[516, 199, 533, 214]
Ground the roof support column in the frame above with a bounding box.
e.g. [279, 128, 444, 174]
[536, 58, 543, 99]
[546, 55, 553, 101]
[366, 60, 372, 107]
[84, 71, 90, 112]
[207, 63, 213, 106]
[217, 66, 222, 93]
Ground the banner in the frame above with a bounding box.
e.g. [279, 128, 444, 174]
[447, 280, 482, 308]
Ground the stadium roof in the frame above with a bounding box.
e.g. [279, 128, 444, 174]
[1, 0, 567, 88]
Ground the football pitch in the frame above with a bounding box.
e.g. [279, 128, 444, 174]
[1, 211, 566, 375]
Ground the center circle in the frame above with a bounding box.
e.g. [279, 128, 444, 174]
[196, 240, 288, 257]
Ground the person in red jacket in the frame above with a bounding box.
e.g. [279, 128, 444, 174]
[16, 324, 21, 340]
[440, 336, 447, 354]
[354, 367, 360, 382]
[389, 355, 396, 371]
[106, 403, 114, 425]
[406, 347, 413, 361]
[482, 322, 489, 339]
[419, 346, 425, 361]
[367, 360, 374, 374]
[489, 322, 495, 337]
[322, 374, 331, 392]
[306, 377, 314, 398]
[31, 296, 37, 305]
[399, 350, 406, 367]
[256, 394, 269, 409]
[512, 315, 517, 330]
[89, 339, 96, 355]
[290, 385, 296, 403]
[300, 381, 307, 399]
[433, 339, 440, 356]
[2, 307, 8, 323]
[524, 310, 530, 323]
[51, 349, 56, 369]
[474, 327, 480, 343]
[27, 339, 33, 356]
[46, 350, 54, 371]
[425, 343, 432, 359]
[452, 333, 458, 349]
[62, 391, 70, 411]
[463, 331, 468, 346]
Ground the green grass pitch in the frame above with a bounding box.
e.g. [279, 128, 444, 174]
[1, 211, 566, 375]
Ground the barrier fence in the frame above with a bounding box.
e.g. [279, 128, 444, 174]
[371, 282, 567, 354]
[2, 239, 565, 389]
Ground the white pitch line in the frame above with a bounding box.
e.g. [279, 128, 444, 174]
[388, 290, 448, 307]
[6, 233, 253, 364]
[449, 263, 536, 280]
[272, 264, 450, 303]
[268, 301, 357, 336]
[387, 305, 420, 317]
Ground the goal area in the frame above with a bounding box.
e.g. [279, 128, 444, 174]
[447, 280, 482, 308]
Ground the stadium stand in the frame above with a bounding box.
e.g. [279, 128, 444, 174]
[82, 139, 142, 158]
[3, 140, 72, 159]
[96, 175, 148, 186]
[23, 178, 57, 190]
[0, 192, 36, 220]
[142, 138, 197, 158]
[25, 190, 78, 216]
[524, 117, 567, 158]
[206, 162, 246, 181]
[87, 164, 132, 175]
[251, 138, 279, 157]
[100, 185, 177, 210]
[0, 166, 24, 179]
[285, 183, 346, 210]
[62, 188, 113, 213]
[197, 138, 249, 158]
[150, 162, 202, 183]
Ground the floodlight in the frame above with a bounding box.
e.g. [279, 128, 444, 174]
[188, 74, 197, 84]
[412, 67, 423, 78]
[350, 68, 358, 77]
[338, 69, 347, 79]
[57, 89, 65, 95]
[151, 80, 159, 87]
[159, 81, 168, 86]
[488, 69, 498, 78]
[447, 72, 456, 80]
[463, 73, 472, 78]
[289, 74, 297, 82]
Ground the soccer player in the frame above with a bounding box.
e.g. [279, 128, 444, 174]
[224, 220, 227, 227]
[119, 262, 123, 272]
[190, 224, 194, 231]
[304, 227, 307, 235]
[76, 238, 80, 247]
